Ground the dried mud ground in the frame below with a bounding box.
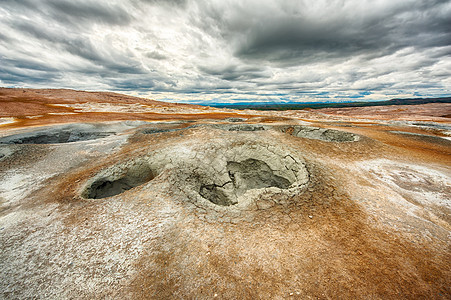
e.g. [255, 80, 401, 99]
[0, 89, 450, 299]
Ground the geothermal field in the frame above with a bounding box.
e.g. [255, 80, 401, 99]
[0, 88, 450, 299]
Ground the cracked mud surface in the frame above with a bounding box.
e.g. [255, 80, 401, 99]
[277, 125, 360, 142]
[200, 158, 293, 206]
[0, 89, 450, 300]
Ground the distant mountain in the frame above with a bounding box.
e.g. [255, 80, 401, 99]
[207, 97, 451, 111]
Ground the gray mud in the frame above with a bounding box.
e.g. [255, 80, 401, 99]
[81, 129, 310, 209]
[276, 125, 359, 142]
[141, 123, 359, 143]
[0, 124, 119, 144]
[200, 158, 293, 206]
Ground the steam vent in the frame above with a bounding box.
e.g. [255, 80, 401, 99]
[1, 89, 450, 299]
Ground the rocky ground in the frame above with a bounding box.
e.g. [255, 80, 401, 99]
[0, 88, 450, 299]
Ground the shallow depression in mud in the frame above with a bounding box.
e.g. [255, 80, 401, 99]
[0, 125, 116, 144]
[83, 163, 155, 199]
[0, 132, 114, 144]
[187, 124, 268, 132]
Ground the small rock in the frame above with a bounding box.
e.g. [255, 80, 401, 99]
[308, 215, 313, 219]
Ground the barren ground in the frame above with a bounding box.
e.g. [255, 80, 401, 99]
[0, 88, 450, 299]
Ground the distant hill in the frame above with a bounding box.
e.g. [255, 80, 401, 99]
[207, 97, 451, 111]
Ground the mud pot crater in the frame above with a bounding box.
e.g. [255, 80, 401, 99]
[276, 125, 360, 142]
[82, 160, 156, 199]
[180, 138, 310, 209]
[212, 124, 268, 132]
[0, 124, 116, 144]
[200, 158, 294, 206]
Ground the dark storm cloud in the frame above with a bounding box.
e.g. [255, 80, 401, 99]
[108, 78, 155, 91]
[47, 0, 133, 26]
[0, 32, 12, 43]
[236, 18, 390, 60]
[136, 0, 187, 6]
[2, 58, 59, 73]
[0, 0, 37, 10]
[199, 64, 270, 81]
[232, 0, 451, 63]
[2, 0, 133, 26]
[0, 61, 60, 85]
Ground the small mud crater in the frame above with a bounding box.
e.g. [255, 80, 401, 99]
[197, 124, 268, 132]
[277, 125, 359, 142]
[225, 124, 266, 131]
[141, 122, 197, 135]
[82, 162, 155, 199]
[0, 125, 115, 144]
[224, 117, 247, 122]
[0, 132, 114, 144]
[141, 126, 187, 135]
[142, 128, 179, 134]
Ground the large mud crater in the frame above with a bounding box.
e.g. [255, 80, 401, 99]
[182, 135, 310, 208]
[200, 158, 293, 206]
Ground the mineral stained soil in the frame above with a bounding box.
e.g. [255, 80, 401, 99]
[0, 88, 450, 299]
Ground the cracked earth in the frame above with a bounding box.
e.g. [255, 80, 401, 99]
[0, 88, 450, 299]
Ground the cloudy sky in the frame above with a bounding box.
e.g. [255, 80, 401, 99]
[1, 0, 450, 104]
